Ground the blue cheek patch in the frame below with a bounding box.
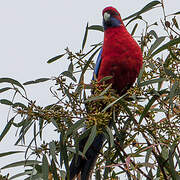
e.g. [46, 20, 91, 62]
[111, 17, 121, 27]
[103, 17, 121, 30]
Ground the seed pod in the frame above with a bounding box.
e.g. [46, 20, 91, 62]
[165, 21, 170, 28]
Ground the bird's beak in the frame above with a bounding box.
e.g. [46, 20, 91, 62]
[104, 12, 111, 22]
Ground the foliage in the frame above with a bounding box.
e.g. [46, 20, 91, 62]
[0, 1, 180, 179]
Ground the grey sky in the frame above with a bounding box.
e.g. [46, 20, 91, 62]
[0, 0, 179, 178]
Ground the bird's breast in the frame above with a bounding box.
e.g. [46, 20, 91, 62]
[98, 27, 143, 94]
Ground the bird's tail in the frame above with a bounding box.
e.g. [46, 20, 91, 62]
[67, 133, 105, 180]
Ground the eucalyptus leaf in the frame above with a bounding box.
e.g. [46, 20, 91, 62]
[61, 71, 77, 82]
[23, 78, 50, 85]
[47, 53, 66, 64]
[51, 160, 59, 180]
[0, 87, 12, 93]
[139, 96, 157, 124]
[123, 1, 161, 21]
[131, 23, 138, 36]
[102, 93, 127, 112]
[82, 23, 89, 51]
[66, 119, 84, 137]
[83, 125, 97, 155]
[139, 78, 166, 87]
[49, 141, 58, 163]
[1, 160, 41, 169]
[88, 25, 104, 32]
[42, 154, 49, 180]
[168, 11, 180, 16]
[9, 171, 32, 180]
[0, 117, 14, 142]
[150, 37, 180, 58]
[105, 126, 114, 148]
[0, 99, 13, 106]
[0, 77, 25, 92]
[0, 151, 24, 158]
[149, 36, 166, 55]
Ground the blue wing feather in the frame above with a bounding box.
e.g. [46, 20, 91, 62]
[92, 48, 103, 80]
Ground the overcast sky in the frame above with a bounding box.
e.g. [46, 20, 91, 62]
[0, 0, 179, 178]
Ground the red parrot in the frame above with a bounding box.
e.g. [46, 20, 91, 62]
[67, 6, 143, 180]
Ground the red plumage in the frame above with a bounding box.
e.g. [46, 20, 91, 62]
[98, 7, 143, 94]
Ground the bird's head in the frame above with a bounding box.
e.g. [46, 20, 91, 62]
[102, 7, 123, 30]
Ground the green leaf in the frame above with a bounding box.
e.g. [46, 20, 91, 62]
[102, 93, 127, 112]
[106, 126, 114, 148]
[47, 53, 66, 64]
[0, 87, 12, 93]
[68, 62, 74, 73]
[161, 146, 169, 160]
[150, 37, 180, 58]
[164, 67, 177, 78]
[163, 54, 171, 68]
[1, 160, 41, 169]
[66, 119, 84, 137]
[168, 11, 180, 16]
[126, 16, 142, 27]
[82, 23, 89, 51]
[67, 147, 84, 157]
[99, 84, 112, 96]
[149, 36, 166, 55]
[9, 171, 32, 180]
[61, 71, 77, 82]
[0, 117, 14, 142]
[85, 95, 105, 103]
[148, 30, 158, 39]
[83, 125, 97, 155]
[137, 64, 145, 85]
[0, 151, 24, 157]
[95, 169, 101, 180]
[168, 144, 180, 179]
[49, 141, 57, 163]
[88, 25, 104, 32]
[99, 76, 112, 83]
[0, 99, 13, 106]
[12, 102, 27, 109]
[23, 78, 50, 85]
[60, 132, 69, 178]
[51, 160, 59, 180]
[34, 164, 42, 173]
[49, 118, 60, 131]
[145, 147, 152, 171]
[0, 78, 25, 92]
[147, 169, 153, 179]
[103, 159, 111, 179]
[15, 120, 33, 145]
[60, 170, 66, 180]
[39, 118, 44, 140]
[139, 96, 157, 124]
[175, 152, 180, 169]
[123, 1, 161, 20]
[169, 80, 179, 110]
[139, 78, 166, 87]
[131, 23, 138, 36]
[42, 154, 49, 180]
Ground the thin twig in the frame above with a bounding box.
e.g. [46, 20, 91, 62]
[114, 140, 153, 180]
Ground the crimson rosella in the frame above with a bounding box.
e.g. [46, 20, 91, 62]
[67, 6, 143, 180]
